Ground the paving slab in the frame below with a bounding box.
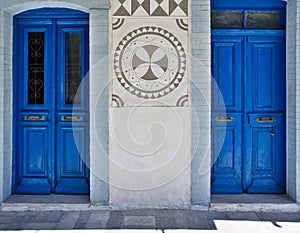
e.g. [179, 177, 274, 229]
[106, 211, 125, 229]
[23, 222, 57, 230]
[155, 209, 175, 229]
[55, 211, 80, 229]
[124, 215, 156, 228]
[74, 211, 92, 229]
[85, 211, 110, 229]
[34, 211, 63, 223]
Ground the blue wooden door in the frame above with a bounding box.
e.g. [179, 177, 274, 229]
[13, 9, 89, 194]
[212, 30, 286, 194]
[211, 35, 243, 193]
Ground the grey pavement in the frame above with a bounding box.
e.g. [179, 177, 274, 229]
[0, 209, 300, 232]
[1, 195, 300, 232]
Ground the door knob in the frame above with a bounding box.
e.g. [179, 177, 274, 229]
[62, 116, 83, 122]
[256, 117, 276, 123]
[215, 116, 234, 122]
[24, 115, 45, 121]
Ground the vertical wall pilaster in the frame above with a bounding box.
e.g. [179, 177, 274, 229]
[287, 0, 300, 203]
[89, 5, 110, 205]
[191, 0, 211, 205]
[0, 9, 13, 203]
[0, 9, 5, 203]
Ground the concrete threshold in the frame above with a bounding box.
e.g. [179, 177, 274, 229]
[209, 194, 300, 212]
[1, 194, 300, 212]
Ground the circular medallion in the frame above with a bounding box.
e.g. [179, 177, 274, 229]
[114, 26, 186, 99]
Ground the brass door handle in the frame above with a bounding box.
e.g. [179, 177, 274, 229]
[24, 115, 45, 121]
[62, 116, 83, 122]
[256, 117, 276, 123]
[215, 116, 234, 122]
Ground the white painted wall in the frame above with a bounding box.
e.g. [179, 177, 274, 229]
[287, 0, 300, 203]
[109, 107, 192, 208]
[109, 0, 193, 208]
[191, 0, 211, 205]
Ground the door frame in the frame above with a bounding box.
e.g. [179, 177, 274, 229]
[12, 7, 90, 194]
[211, 29, 286, 194]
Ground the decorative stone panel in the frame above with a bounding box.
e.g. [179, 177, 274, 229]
[111, 0, 189, 107]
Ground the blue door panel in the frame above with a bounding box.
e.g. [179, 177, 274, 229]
[16, 126, 52, 194]
[16, 178, 51, 194]
[59, 127, 84, 175]
[245, 35, 286, 193]
[56, 124, 89, 194]
[212, 36, 243, 112]
[23, 127, 49, 175]
[247, 36, 285, 111]
[247, 122, 284, 193]
[212, 113, 243, 194]
[212, 34, 244, 194]
[14, 9, 89, 195]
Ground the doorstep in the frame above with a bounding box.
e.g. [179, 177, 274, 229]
[2, 194, 300, 212]
[0, 195, 109, 212]
[209, 194, 300, 212]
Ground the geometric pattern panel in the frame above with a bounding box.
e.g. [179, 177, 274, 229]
[112, 18, 189, 107]
[113, 0, 188, 17]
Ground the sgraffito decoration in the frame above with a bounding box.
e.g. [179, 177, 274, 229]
[114, 26, 186, 99]
[111, 0, 189, 107]
[113, 0, 188, 17]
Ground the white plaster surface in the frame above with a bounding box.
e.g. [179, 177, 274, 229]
[109, 107, 191, 208]
[286, 0, 300, 203]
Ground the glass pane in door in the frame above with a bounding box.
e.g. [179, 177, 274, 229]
[65, 32, 82, 105]
[28, 32, 45, 105]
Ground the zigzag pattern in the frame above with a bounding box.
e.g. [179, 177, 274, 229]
[113, 0, 188, 17]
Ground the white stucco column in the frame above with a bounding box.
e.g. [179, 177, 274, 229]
[0, 8, 13, 203]
[287, 0, 300, 203]
[89, 5, 110, 205]
[191, 0, 211, 205]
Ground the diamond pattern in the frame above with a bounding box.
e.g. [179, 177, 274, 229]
[113, 0, 188, 16]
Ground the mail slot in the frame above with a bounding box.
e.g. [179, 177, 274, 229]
[62, 116, 83, 122]
[215, 116, 234, 122]
[256, 117, 276, 123]
[25, 115, 45, 121]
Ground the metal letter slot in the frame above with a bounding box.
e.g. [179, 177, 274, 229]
[62, 116, 83, 122]
[215, 116, 234, 122]
[25, 115, 45, 121]
[256, 117, 276, 123]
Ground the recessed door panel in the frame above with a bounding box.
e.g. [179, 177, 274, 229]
[23, 127, 49, 175]
[212, 113, 243, 194]
[212, 36, 243, 112]
[14, 9, 89, 195]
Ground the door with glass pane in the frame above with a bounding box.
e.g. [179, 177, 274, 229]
[13, 9, 89, 194]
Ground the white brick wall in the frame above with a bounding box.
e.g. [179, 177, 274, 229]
[191, 0, 211, 205]
[89, 7, 109, 205]
[287, 0, 297, 201]
[0, 10, 5, 202]
[287, 0, 300, 203]
[0, 8, 13, 202]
